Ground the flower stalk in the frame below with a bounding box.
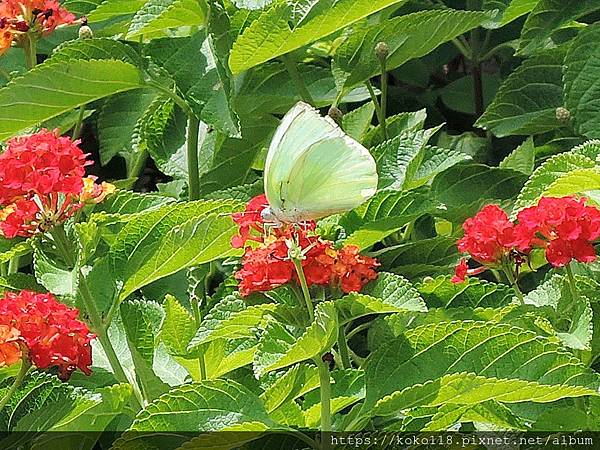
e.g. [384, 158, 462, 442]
[0, 358, 31, 411]
[187, 116, 201, 201]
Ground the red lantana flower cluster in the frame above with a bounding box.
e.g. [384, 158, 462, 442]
[232, 195, 379, 296]
[0, 290, 94, 380]
[453, 197, 600, 283]
[0, 0, 75, 54]
[0, 129, 115, 239]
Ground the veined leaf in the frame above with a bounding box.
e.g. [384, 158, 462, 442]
[0, 59, 143, 141]
[359, 320, 599, 422]
[564, 24, 600, 140]
[476, 47, 566, 137]
[127, 0, 206, 39]
[188, 295, 277, 349]
[513, 150, 597, 214]
[109, 200, 242, 300]
[483, 0, 539, 28]
[229, 0, 409, 74]
[95, 190, 174, 216]
[160, 295, 197, 357]
[114, 380, 273, 448]
[418, 276, 516, 309]
[500, 137, 535, 175]
[260, 364, 320, 413]
[519, 0, 600, 55]
[335, 9, 490, 90]
[362, 272, 427, 312]
[254, 302, 338, 376]
[87, 0, 147, 23]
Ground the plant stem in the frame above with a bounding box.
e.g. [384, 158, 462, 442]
[365, 81, 387, 140]
[191, 294, 207, 380]
[378, 59, 388, 140]
[72, 106, 87, 139]
[565, 263, 579, 302]
[7, 256, 19, 274]
[22, 35, 37, 70]
[316, 358, 332, 447]
[128, 149, 149, 180]
[503, 267, 525, 306]
[451, 37, 472, 59]
[292, 258, 315, 322]
[187, 116, 201, 201]
[346, 321, 371, 341]
[50, 226, 142, 409]
[472, 60, 484, 118]
[282, 54, 315, 105]
[337, 326, 352, 369]
[146, 82, 193, 116]
[0, 359, 31, 411]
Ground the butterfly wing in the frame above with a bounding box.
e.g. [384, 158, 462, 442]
[264, 102, 378, 222]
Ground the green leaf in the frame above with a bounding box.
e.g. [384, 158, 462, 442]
[564, 24, 600, 140]
[0, 58, 143, 141]
[335, 294, 414, 325]
[229, 0, 409, 74]
[114, 380, 272, 448]
[544, 168, 600, 198]
[374, 236, 460, 279]
[500, 137, 535, 175]
[476, 47, 566, 137]
[109, 200, 242, 300]
[418, 276, 516, 309]
[87, 0, 147, 23]
[98, 89, 158, 166]
[147, 31, 239, 136]
[360, 321, 599, 421]
[127, 0, 206, 39]
[335, 9, 490, 90]
[513, 150, 597, 213]
[260, 364, 320, 413]
[362, 272, 427, 311]
[342, 102, 375, 142]
[342, 189, 441, 250]
[160, 295, 197, 357]
[483, 0, 539, 28]
[254, 302, 338, 376]
[431, 163, 527, 223]
[519, 0, 600, 55]
[62, 0, 105, 15]
[405, 146, 472, 190]
[120, 299, 165, 365]
[96, 190, 174, 216]
[188, 295, 277, 349]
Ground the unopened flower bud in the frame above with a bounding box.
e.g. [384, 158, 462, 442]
[555, 107, 571, 123]
[79, 24, 93, 40]
[375, 41, 389, 62]
[328, 106, 343, 125]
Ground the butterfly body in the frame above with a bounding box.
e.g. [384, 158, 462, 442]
[263, 102, 378, 223]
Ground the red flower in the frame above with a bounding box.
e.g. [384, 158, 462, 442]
[0, 324, 21, 368]
[452, 258, 469, 284]
[332, 245, 379, 293]
[0, 130, 115, 239]
[0, 290, 95, 380]
[0, 0, 75, 51]
[233, 196, 379, 296]
[457, 205, 517, 264]
[514, 196, 600, 267]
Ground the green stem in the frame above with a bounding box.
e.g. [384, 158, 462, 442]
[50, 226, 142, 409]
[292, 258, 315, 322]
[0, 359, 31, 411]
[282, 54, 315, 105]
[191, 294, 207, 380]
[187, 116, 201, 201]
[316, 358, 332, 446]
[146, 82, 193, 116]
[346, 322, 371, 341]
[337, 326, 352, 369]
[128, 149, 149, 180]
[565, 263, 579, 302]
[7, 256, 19, 274]
[22, 35, 37, 70]
[503, 267, 524, 306]
[378, 59, 388, 140]
[451, 37, 472, 60]
[365, 81, 387, 140]
[0, 262, 7, 277]
[72, 106, 86, 139]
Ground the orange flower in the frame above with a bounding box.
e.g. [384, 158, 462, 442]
[0, 324, 22, 367]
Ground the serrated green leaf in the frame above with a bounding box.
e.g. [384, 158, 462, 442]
[342, 102, 375, 142]
[362, 272, 427, 312]
[229, 0, 409, 74]
[335, 9, 490, 90]
[418, 276, 516, 309]
[476, 47, 565, 137]
[483, 0, 538, 28]
[564, 24, 600, 140]
[513, 150, 597, 213]
[87, 0, 147, 23]
[109, 200, 242, 300]
[358, 321, 599, 423]
[96, 190, 174, 216]
[519, 0, 600, 55]
[188, 296, 277, 349]
[431, 163, 527, 223]
[260, 364, 320, 413]
[127, 0, 206, 40]
[0, 58, 143, 140]
[500, 137, 535, 175]
[374, 236, 460, 279]
[254, 302, 338, 376]
[160, 295, 197, 357]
